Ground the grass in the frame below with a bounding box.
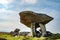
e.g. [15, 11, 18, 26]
[0, 33, 60, 40]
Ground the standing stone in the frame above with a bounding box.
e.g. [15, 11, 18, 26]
[39, 23, 46, 36]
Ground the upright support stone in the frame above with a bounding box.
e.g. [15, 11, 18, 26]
[31, 22, 36, 37]
[31, 23, 33, 37]
[39, 23, 46, 36]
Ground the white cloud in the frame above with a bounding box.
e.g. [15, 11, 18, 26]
[21, 8, 33, 11]
[0, 0, 14, 9]
[0, 8, 19, 22]
[20, 0, 37, 5]
[0, 8, 18, 13]
[0, 20, 30, 32]
[0, 8, 31, 32]
[0, 0, 13, 5]
[25, 0, 37, 4]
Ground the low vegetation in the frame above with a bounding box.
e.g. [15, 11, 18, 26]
[0, 33, 60, 40]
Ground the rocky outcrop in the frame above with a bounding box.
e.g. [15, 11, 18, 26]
[10, 28, 20, 36]
[19, 11, 53, 37]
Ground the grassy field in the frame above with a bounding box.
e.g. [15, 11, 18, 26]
[0, 33, 60, 40]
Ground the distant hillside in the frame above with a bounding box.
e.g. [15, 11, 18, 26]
[0, 32, 10, 34]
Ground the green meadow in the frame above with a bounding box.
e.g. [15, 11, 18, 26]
[0, 33, 60, 40]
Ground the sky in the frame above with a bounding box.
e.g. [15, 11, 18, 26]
[0, 0, 60, 33]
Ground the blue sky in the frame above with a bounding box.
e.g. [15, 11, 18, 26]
[0, 0, 60, 33]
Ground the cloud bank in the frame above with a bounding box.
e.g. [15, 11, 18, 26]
[0, 0, 60, 33]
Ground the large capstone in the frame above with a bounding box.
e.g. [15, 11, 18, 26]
[19, 11, 53, 28]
